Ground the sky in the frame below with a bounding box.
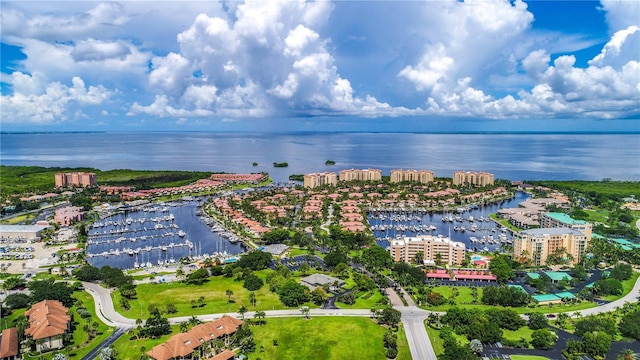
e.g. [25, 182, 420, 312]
[1, 0, 639, 133]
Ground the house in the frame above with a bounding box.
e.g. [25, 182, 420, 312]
[24, 300, 71, 352]
[300, 274, 344, 291]
[0, 327, 19, 360]
[147, 317, 243, 360]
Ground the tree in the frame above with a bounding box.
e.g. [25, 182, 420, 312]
[324, 250, 349, 268]
[249, 292, 257, 307]
[379, 308, 402, 328]
[361, 245, 392, 270]
[488, 255, 514, 283]
[98, 346, 118, 360]
[619, 309, 640, 340]
[243, 274, 265, 291]
[73, 265, 102, 282]
[185, 268, 210, 285]
[28, 278, 74, 307]
[300, 306, 310, 319]
[310, 287, 328, 306]
[594, 278, 623, 296]
[617, 349, 637, 360]
[582, 331, 613, 358]
[413, 251, 424, 265]
[165, 303, 177, 314]
[528, 312, 548, 330]
[610, 263, 633, 281]
[142, 308, 171, 338]
[531, 329, 557, 350]
[254, 310, 266, 325]
[277, 280, 309, 307]
[575, 315, 617, 337]
[238, 306, 248, 320]
[225, 289, 234, 303]
[235, 250, 272, 270]
[3, 293, 30, 309]
[469, 339, 483, 354]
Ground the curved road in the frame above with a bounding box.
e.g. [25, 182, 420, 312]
[83, 270, 640, 359]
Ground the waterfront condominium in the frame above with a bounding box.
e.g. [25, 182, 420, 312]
[452, 171, 495, 186]
[303, 172, 338, 188]
[339, 168, 382, 182]
[389, 235, 466, 266]
[390, 169, 434, 183]
[514, 212, 592, 266]
[54, 172, 97, 188]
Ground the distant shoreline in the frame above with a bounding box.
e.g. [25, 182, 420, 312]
[2, 130, 639, 135]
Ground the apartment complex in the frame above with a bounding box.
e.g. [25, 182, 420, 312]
[390, 169, 434, 184]
[147, 317, 243, 360]
[452, 171, 494, 186]
[540, 212, 592, 239]
[24, 300, 71, 352]
[513, 227, 590, 266]
[54, 172, 97, 188]
[303, 172, 337, 188]
[389, 235, 466, 266]
[339, 168, 382, 182]
[54, 206, 84, 226]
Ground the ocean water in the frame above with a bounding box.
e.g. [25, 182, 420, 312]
[1, 132, 639, 182]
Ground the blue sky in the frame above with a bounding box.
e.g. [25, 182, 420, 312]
[1, 0, 639, 132]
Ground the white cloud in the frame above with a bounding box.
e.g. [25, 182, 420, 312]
[131, 0, 413, 118]
[71, 39, 132, 62]
[599, 0, 640, 33]
[1, 73, 112, 124]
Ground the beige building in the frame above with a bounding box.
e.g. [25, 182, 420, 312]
[389, 235, 466, 266]
[390, 169, 434, 183]
[339, 168, 382, 182]
[539, 212, 592, 239]
[303, 172, 337, 188]
[452, 171, 494, 186]
[54, 206, 84, 227]
[54, 172, 97, 188]
[513, 228, 589, 266]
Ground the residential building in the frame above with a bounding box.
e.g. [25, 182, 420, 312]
[54, 172, 96, 188]
[0, 327, 19, 360]
[303, 172, 337, 188]
[338, 168, 382, 182]
[389, 235, 466, 266]
[24, 300, 71, 352]
[54, 206, 84, 227]
[540, 212, 592, 239]
[390, 169, 434, 183]
[147, 317, 243, 360]
[513, 228, 589, 266]
[452, 171, 494, 186]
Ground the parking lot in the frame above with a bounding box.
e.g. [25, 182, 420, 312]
[269, 254, 326, 271]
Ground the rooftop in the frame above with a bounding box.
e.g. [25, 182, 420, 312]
[545, 212, 587, 225]
[532, 294, 561, 302]
[520, 227, 582, 237]
[555, 291, 576, 299]
[544, 271, 573, 282]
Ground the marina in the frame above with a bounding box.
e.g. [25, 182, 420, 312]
[86, 199, 246, 269]
[368, 191, 530, 252]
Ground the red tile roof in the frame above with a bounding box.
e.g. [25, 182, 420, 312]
[0, 327, 19, 358]
[24, 300, 70, 340]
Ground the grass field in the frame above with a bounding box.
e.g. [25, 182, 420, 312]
[603, 271, 640, 301]
[502, 326, 535, 344]
[249, 316, 394, 360]
[66, 291, 114, 359]
[530, 180, 640, 198]
[111, 326, 182, 359]
[510, 355, 552, 360]
[425, 324, 469, 356]
[114, 271, 292, 319]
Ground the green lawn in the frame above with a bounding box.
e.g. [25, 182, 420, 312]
[66, 291, 114, 359]
[114, 271, 310, 319]
[112, 325, 182, 359]
[583, 208, 610, 223]
[249, 316, 391, 360]
[425, 324, 469, 356]
[510, 356, 552, 360]
[336, 289, 386, 309]
[603, 271, 640, 301]
[0, 307, 26, 330]
[502, 326, 535, 345]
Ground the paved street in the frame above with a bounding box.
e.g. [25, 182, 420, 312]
[82, 270, 640, 360]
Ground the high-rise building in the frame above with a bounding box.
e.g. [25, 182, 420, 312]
[338, 168, 382, 182]
[513, 227, 589, 266]
[389, 235, 466, 266]
[303, 172, 337, 188]
[452, 171, 495, 186]
[54, 172, 97, 188]
[390, 169, 434, 183]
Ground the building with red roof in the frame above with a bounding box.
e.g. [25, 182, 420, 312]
[24, 300, 71, 352]
[0, 327, 19, 360]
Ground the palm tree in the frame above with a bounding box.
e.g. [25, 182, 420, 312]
[238, 306, 248, 320]
[617, 349, 636, 360]
[300, 306, 310, 319]
[254, 310, 266, 325]
[225, 289, 233, 303]
[249, 292, 257, 307]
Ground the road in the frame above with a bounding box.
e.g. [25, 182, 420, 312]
[83, 270, 640, 360]
[81, 327, 127, 360]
